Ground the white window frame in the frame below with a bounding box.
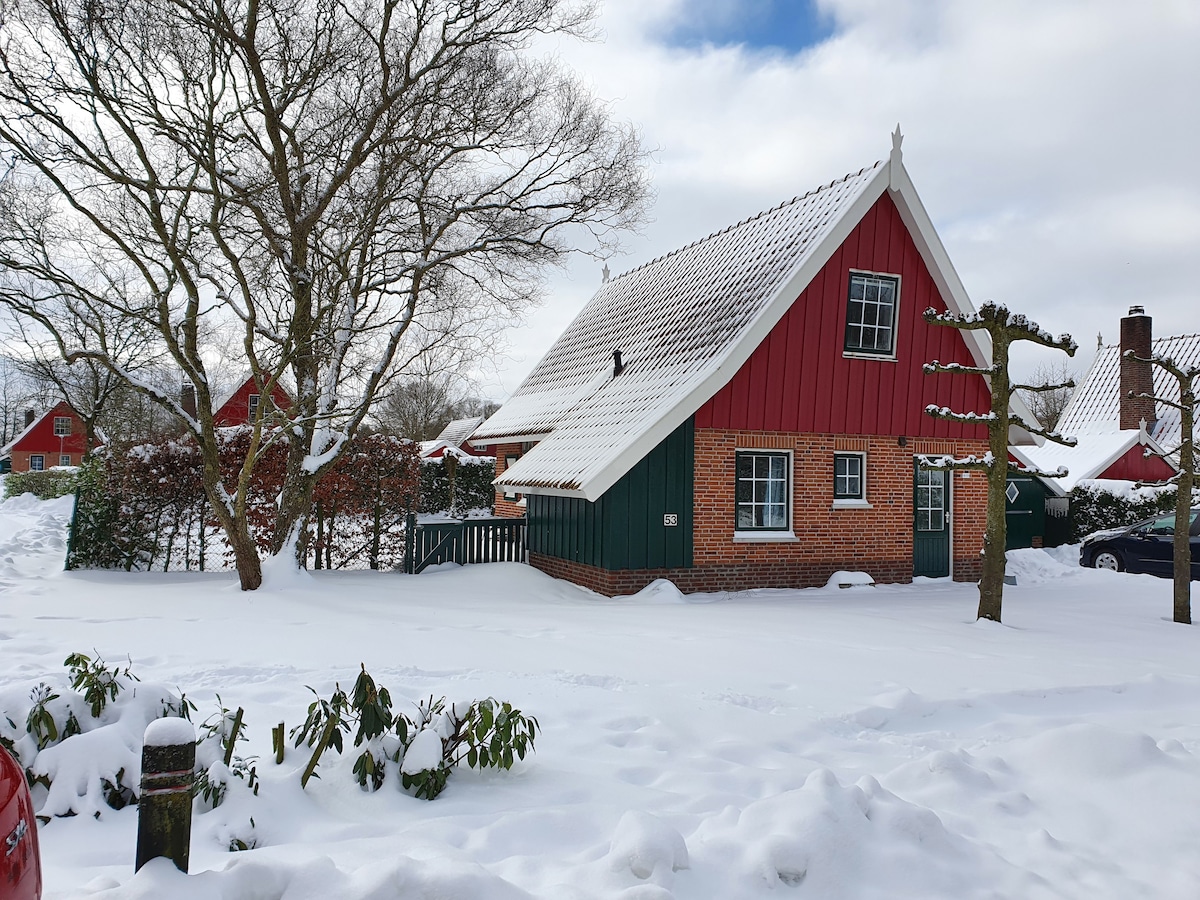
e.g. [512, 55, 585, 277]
[53, 416, 71, 436]
[832, 451, 871, 509]
[28, 454, 44, 471]
[734, 449, 797, 541]
[248, 393, 261, 421]
[59, 454, 72, 466]
[843, 270, 900, 360]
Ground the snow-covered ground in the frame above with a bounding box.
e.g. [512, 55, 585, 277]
[2, 491, 1199, 899]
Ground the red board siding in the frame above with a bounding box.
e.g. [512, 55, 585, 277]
[11, 402, 87, 470]
[1099, 443, 1177, 483]
[214, 379, 294, 427]
[695, 193, 990, 440]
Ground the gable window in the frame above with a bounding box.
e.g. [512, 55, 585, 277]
[59, 454, 72, 466]
[53, 416, 71, 436]
[736, 451, 790, 531]
[29, 455, 44, 471]
[833, 452, 865, 502]
[248, 394, 260, 421]
[844, 271, 899, 357]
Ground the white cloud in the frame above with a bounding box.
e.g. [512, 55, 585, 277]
[493, 0, 1200, 396]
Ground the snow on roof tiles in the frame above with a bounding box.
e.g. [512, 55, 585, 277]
[475, 162, 888, 498]
[432, 416, 485, 447]
[1059, 334, 1200, 448]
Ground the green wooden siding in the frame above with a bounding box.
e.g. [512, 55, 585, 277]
[528, 417, 694, 570]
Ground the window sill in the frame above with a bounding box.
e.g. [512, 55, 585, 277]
[842, 351, 897, 363]
[733, 531, 799, 543]
[832, 499, 872, 509]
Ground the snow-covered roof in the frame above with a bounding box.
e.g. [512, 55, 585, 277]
[433, 416, 485, 447]
[477, 139, 1004, 500]
[1058, 333, 1200, 451]
[1011, 424, 1170, 494]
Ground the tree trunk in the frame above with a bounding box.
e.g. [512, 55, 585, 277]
[1173, 390, 1194, 625]
[977, 461, 1008, 622]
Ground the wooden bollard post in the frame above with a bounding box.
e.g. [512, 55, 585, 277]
[135, 718, 196, 873]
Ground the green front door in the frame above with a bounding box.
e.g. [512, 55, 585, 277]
[914, 460, 950, 578]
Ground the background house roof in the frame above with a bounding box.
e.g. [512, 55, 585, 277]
[477, 144, 1006, 500]
[433, 416, 485, 447]
[1057, 334, 1200, 450]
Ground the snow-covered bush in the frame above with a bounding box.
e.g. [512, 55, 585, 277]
[419, 454, 496, 516]
[0, 652, 191, 818]
[4, 467, 78, 500]
[291, 667, 538, 800]
[1069, 481, 1181, 540]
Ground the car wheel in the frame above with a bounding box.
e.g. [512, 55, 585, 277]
[1094, 551, 1123, 572]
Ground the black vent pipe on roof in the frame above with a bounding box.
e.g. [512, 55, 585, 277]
[613, 350, 625, 378]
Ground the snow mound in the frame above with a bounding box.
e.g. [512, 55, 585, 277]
[825, 570, 875, 589]
[606, 810, 689, 881]
[620, 579, 687, 604]
[1008, 722, 1169, 778]
[1003, 547, 1081, 583]
[695, 767, 1024, 895]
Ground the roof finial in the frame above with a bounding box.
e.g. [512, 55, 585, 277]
[601, 263, 610, 284]
[1097, 331, 1103, 350]
[889, 124, 903, 189]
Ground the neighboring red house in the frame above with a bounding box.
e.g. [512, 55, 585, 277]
[418, 416, 493, 459]
[1015, 306, 1185, 492]
[472, 134, 1036, 595]
[1, 401, 88, 472]
[213, 376, 293, 427]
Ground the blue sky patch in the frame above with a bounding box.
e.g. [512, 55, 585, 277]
[661, 0, 835, 55]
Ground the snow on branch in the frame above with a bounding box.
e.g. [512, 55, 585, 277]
[925, 405, 997, 423]
[924, 302, 1077, 352]
[1010, 462, 1069, 479]
[917, 452, 995, 470]
[923, 360, 990, 376]
[1006, 414, 1078, 447]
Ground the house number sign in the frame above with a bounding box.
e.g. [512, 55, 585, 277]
[663, 514, 678, 527]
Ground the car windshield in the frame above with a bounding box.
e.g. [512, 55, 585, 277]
[1138, 511, 1200, 536]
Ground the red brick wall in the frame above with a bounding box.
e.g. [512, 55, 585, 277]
[528, 427, 987, 595]
[492, 442, 528, 518]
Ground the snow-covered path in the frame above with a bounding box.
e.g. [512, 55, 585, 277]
[1, 492, 1198, 898]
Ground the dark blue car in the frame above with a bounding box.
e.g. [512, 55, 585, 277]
[1080, 509, 1200, 578]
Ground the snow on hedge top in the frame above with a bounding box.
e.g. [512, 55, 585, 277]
[476, 161, 888, 499]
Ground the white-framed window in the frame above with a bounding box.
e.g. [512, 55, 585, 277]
[833, 452, 866, 501]
[844, 271, 899, 357]
[502, 455, 521, 501]
[735, 450, 791, 532]
[29, 454, 44, 471]
[248, 393, 260, 420]
[53, 416, 71, 435]
[59, 454, 71, 466]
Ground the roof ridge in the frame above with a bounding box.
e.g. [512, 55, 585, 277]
[1099, 331, 1200, 350]
[608, 160, 884, 284]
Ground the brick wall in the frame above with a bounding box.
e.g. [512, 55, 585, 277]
[492, 442, 528, 519]
[528, 428, 987, 595]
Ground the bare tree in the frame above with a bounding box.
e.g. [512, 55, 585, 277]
[0, 0, 649, 589]
[1018, 359, 1076, 431]
[924, 302, 1077, 622]
[1125, 350, 1198, 625]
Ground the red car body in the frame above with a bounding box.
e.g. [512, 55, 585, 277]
[1, 747, 40, 900]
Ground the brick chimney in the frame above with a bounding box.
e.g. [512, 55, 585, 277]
[1119, 305, 1156, 430]
[181, 383, 197, 419]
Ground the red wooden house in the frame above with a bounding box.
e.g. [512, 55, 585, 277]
[213, 376, 293, 427]
[1, 401, 88, 472]
[473, 134, 1037, 595]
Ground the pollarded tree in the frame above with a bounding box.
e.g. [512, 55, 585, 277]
[0, 0, 650, 589]
[1124, 350, 1199, 625]
[924, 302, 1077, 622]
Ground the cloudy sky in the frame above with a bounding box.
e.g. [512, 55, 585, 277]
[480, 0, 1200, 399]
